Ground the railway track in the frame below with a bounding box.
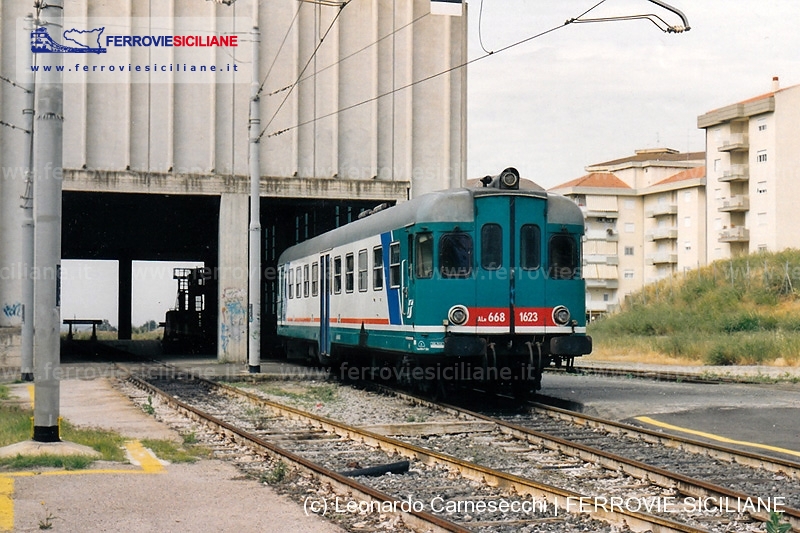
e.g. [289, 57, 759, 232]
[120, 368, 795, 532]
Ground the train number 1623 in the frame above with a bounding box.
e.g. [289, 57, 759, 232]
[518, 311, 539, 324]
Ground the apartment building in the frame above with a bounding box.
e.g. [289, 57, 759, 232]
[698, 78, 800, 260]
[551, 149, 706, 316]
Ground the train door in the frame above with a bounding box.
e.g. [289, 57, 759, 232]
[319, 253, 332, 362]
[474, 194, 548, 333]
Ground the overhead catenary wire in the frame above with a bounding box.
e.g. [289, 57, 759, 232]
[266, 0, 611, 139]
[257, 0, 351, 141]
[269, 11, 430, 97]
[263, 0, 690, 139]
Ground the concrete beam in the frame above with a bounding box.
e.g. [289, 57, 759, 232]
[63, 169, 410, 202]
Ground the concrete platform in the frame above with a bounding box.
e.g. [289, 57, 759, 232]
[1, 375, 344, 533]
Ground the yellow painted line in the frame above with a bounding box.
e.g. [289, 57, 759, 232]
[0, 477, 13, 532]
[26, 385, 34, 409]
[1, 440, 165, 529]
[635, 416, 800, 458]
[124, 440, 165, 473]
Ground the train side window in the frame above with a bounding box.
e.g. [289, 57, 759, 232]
[389, 242, 401, 288]
[520, 224, 541, 270]
[333, 256, 342, 294]
[415, 232, 434, 278]
[481, 224, 502, 270]
[345, 253, 354, 293]
[303, 264, 310, 297]
[372, 246, 383, 290]
[311, 262, 319, 296]
[295, 267, 302, 298]
[439, 233, 472, 278]
[358, 249, 368, 292]
[288, 268, 294, 299]
[548, 235, 579, 279]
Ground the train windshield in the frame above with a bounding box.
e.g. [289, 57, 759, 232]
[481, 224, 502, 270]
[520, 224, 541, 270]
[548, 235, 579, 280]
[439, 233, 473, 278]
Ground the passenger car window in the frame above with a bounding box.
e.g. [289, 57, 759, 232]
[481, 224, 502, 270]
[548, 235, 578, 279]
[372, 246, 383, 290]
[389, 242, 401, 288]
[415, 233, 434, 278]
[520, 224, 541, 270]
[439, 233, 472, 278]
[333, 256, 342, 294]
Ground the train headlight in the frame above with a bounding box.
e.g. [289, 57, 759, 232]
[448, 305, 469, 326]
[552, 306, 571, 326]
[499, 167, 520, 190]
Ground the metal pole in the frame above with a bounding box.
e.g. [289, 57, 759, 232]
[247, 15, 262, 373]
[20, 14, 36, 382]
[32, 0, 64, 442]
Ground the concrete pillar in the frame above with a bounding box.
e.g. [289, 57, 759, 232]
[218, 193, 249, 362]
[118, 257, 132, 340]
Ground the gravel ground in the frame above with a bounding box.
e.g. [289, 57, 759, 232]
[3, 378, 344, 533]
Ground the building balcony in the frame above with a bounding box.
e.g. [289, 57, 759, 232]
[646, 227, 678, 241]
[719, 195, 750, 212]
[719, 226, 749, 242]
[583, 209, 619, 219]
[584, 230, 619, 242]
[718, 133, 749, 152]
[645, 204, 678, 218]
[586, 301, 617, 313]
[585, 278, 620, 289]
[583, 254, 619, 266]
[646, 252, 678, 265]
[719, 164, 749, 182]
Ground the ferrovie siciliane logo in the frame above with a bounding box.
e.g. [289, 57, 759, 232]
[31, 26, 108, 54]
[31, 25, 239, 54]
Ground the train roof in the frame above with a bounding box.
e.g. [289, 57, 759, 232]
[278, 187, 583, 264]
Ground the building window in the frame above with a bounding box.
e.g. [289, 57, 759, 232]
[623, 270, 634, 279]
[685, 241, 692, 251]
[714, 159, 721, 172]
[624, 223, 635, 233]
[758, 212, 767, 226]
[757, 181, 767, 194]
[758, 244, 768, 252]
[603, 293, 610, 302]
[684, 191, 692, 203]
[684, 216, 691, 228]
[757, 150, 767, 163]
[372, 246, 383, 290]
[758, 118, 767, 132]
[624, 246, 634, 256]
[358, 250, 368, 292]
[345, 253, 354, 293]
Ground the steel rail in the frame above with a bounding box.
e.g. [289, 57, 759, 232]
[126, 375, 469, 533]
[205, 378, 708, 533]
[372, 384, 800, 531]
[526, 399, 800, 479]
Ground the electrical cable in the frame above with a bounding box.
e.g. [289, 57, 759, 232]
[257, 1, 351, 141]
[258, 1, 304, 96]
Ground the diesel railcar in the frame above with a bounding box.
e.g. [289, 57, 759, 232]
[277, 168, 591, 393]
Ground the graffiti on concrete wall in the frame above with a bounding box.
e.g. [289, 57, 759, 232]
[2, 302, 23, 320]
[220, 288, 246, 357]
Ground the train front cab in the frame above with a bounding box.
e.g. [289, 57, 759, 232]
[404, 184, 591, 393]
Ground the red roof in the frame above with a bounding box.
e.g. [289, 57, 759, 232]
[550, 172, 631, 190]
[653, 166, 706, 186]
